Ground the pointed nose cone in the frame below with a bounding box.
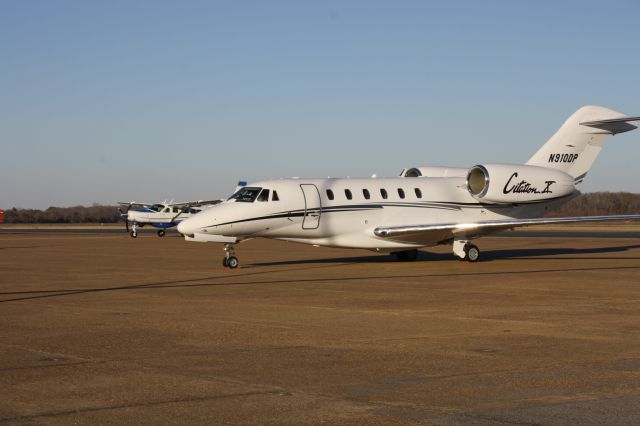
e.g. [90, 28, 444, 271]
[177, 218, 195, 236]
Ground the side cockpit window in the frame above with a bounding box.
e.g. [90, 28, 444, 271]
[272, 191, 280, 201]
[257, 189, 270, 202]
[228, 187, 262, 202]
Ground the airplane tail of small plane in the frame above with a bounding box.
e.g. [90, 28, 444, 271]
[526, 105, 640, 184]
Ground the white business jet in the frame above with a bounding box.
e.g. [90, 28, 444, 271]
[177, 105, 640, 268]
[118, 200, 221, 238]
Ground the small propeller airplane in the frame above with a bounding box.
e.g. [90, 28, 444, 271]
[118, 200, 221, 238]
[177, 105, 640, 268]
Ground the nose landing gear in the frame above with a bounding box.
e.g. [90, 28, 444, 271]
[222, 243, 239, 269]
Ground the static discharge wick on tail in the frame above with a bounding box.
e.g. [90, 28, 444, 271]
[176, 105, 640, 269]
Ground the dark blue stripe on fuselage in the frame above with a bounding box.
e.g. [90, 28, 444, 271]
[204, 195, 574, 229]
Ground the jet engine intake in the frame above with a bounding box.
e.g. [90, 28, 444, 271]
[466, 163, 575, 203]
[401, 166, 468, 178]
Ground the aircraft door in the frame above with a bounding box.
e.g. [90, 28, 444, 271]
[300, 184, 322, 230]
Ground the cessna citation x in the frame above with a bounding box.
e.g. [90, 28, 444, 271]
[177, 105, 640, 268]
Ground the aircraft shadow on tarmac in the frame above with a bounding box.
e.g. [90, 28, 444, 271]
[247, 244, 640, 267]
[2, 243, 639, 304]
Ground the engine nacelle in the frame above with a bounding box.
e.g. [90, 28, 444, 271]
[401, 166, 468, 178]
[466, 163, 575, 203]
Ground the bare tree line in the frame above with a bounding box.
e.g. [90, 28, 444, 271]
[2, 192, 640, 223]
[545, 192, 640, 217]
[3, 204, 121, 223]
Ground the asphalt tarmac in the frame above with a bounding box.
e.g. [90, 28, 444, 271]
[1, 232, 640, 424]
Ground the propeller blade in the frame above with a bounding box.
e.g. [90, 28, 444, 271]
[125, 219, 130, 232]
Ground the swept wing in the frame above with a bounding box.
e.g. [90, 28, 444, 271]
[374, 215, 640, 246]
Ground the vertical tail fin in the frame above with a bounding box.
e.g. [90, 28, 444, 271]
[526, 105, 639, 183]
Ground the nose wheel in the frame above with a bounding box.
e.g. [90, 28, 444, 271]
[130, 223, 138, 238]
[157, 229, 165, 237]
[223, 243, 239, 269]
[223, 256, 239, 268]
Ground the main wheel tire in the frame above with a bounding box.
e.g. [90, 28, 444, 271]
[394, 249, 418, 261]
[404, 249, 418, 261]
[222, 257, 229, 267]
[393, 251, 405, 261]
[157, 230, 165, 237]
[465, 244, 480, 262]
[130, 231, 137, 238]
[227, 256, 239, 269]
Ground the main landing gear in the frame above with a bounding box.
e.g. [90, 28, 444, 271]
[157, 229, 166, 237]
[392, 249, 419, 261]
[453, 239, 480, 262]
[130, 223, 138, 238]
[222, 243, 239, 269]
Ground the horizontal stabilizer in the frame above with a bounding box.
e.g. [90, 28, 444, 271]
[580, 116, 640, 135]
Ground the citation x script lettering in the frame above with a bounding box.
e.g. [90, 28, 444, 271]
[502, 173, 555, 195]
[177, 105, 640, 268]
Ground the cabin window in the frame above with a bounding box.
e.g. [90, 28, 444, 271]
[173, 207, 180, 213]
[163, 207, 170, 213]
[380, 188, 388, 199]
[345, 189, 353, 200]
[257, 189, 270, 202]
[326, 189, 334, 200]
[415, 188, 422, 199]
[363, 189, 370, 200]
[272, 191, 280, 201]
[228, 187, 262, 202]
[398, 188, 405, 199]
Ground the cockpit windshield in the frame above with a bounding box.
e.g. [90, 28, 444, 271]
[148, 204, 164, 212]
[228, 187, 262, 202]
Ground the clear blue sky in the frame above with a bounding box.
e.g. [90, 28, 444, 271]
[2, 0, 639, 209]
